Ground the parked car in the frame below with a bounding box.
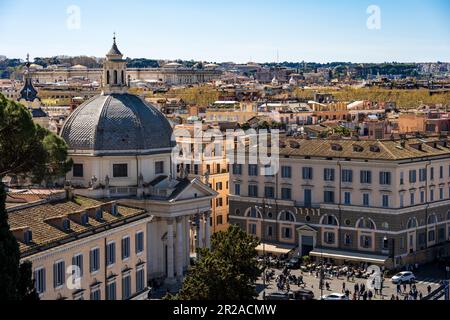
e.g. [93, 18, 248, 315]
[286, 256, 301, 269]
[265, 292, 291, 300]
[291, 289, 314, 301]
[321, 293, 349, 300]
[391, 271, 415, 284]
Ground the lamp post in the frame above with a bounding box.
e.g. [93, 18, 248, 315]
[255, 200, 272, 298]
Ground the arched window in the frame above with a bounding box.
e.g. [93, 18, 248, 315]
[247, 207, 261, 219]
[357, 218, 376, 230]
[322, 214, 338, 226]
[121, 70, 124, 85]
[114, 70, 118, 84]
[407, 218, 418, 229]
[279, 210, 295, 222]
[427, 214, 437, 225]
[106, 71, 110, 85]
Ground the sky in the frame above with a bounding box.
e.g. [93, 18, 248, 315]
[0, 0, 449, 63]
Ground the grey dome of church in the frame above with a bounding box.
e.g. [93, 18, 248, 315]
[60, 94, 174, 155]
[60, 36, 174, 156]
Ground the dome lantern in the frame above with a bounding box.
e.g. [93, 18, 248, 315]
[103, 33, 128, 94]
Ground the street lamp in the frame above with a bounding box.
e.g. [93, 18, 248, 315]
[255, 201, 272, 298]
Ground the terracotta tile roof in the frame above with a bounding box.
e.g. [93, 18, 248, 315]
[8, 196, 147, 256]
[250, 136, 450, 161]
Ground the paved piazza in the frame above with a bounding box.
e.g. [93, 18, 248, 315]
[257, 263, 449, 300]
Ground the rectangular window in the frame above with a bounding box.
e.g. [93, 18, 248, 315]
[90, 248, 100, 273]
[379, 172, 391, 185]
[324, 191, 335, 203]
[409, 170, 417, 183]
[121, 237, 130, 260]
[428, 230, 435, 242]
[302, 167, 313, 180]
[216, 215, 223, 225]
[430, 167, 434, 180]
[232, 164, 242, 175]
[439, 188, 444, 200]
[360, 235, 372, 249]
[234, 183, 241, 196]
[281, 188, 292, 200]
[72, 254, 83, 279]
[344, 192, 351, 205]
[106, 281, 116, 300]
[135, 232, 144, 254]
[267, 226, 273, 237]
[248, 185, 258, 197]
[344, 234, 351, 246]
[136, 268, 145, 293]
[420, 191, 425, 203]
[439, 166, 443, 179]
[249, 223, 257, 235]
[90, 288, 101, 300]
[411, 193, 415, 206]
[34, 268, 46, 294]
[341, 169, 353, 183]
[282, 227, 292, 239]
[360, 170, 372, 184]
[363, 193, 370, 207]
[53, 261, 65, 288]
[304, 189, 312, 207]
[264, 186, 275, 199]
[324, 168, 335, 181]
[419, 168, 427, 182]
[193, 164, 199, 175]
[216, 197, 223, 207]
[430, 189, 434, 202]
[113, 164, 128, 178]
[281, 166, 292, 178]
[400, 172, 404, 185]
[107, 242, 116, 266]
[122, 274, 131, 300]
[155, 161, 164, 174]
[324, 232, 335, 244]
[382, 195, 389, 208]
[248, 164, 258, 176]
[400, 194, 404, 208]
[73, 163, 84, 177]
[215, 182, 223, 190]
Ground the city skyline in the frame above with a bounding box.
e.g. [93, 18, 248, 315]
[1, 0, 450, 63]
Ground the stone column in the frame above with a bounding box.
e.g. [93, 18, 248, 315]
[205, 211, 211, 249]
[185, 216, 191, 267]
[197, 213, 204, 249]
[176, 217, 184, 279]
[166, 219, 175, 282]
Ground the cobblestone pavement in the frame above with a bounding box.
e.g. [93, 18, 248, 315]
[256, 263, 449, 300]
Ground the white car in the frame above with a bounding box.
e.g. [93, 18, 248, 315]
[321, 293, 349, 300]
[391, 271, 416, 284]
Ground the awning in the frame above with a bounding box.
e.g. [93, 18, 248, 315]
[256, 243, 295, 255]
[309, 248, 388, 264]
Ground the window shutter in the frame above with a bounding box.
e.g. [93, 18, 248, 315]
[53, 264, 57, 288]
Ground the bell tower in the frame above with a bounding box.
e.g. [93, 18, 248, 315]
[102, 33, 128, 94]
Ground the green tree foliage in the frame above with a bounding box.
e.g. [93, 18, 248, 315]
[0, 93, 72, 299]
[172, 225, 261, 300]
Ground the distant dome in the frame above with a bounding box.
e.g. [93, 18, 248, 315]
[70, 64, 87, 70]
[163, 62, 183, 68]
[60, 93, 174, 155]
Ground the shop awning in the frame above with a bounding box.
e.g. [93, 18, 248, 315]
[309, 248, 388, 264]
[256, 243, 295, 256]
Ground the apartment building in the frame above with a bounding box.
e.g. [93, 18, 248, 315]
[8, 195, 150, 300]
[229, 136, 450, 268]
[175, 123, 230, 232]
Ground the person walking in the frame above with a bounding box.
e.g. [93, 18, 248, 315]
[368, 290, 373, 300]
[427, 285, 432, 295]
[396, 284, 401, 295]
[342, 282, 346, 293]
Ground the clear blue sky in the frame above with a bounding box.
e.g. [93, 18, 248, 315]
[0, 0, 449, 63]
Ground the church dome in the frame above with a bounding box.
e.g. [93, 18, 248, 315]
[60, 93, 174, 155]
